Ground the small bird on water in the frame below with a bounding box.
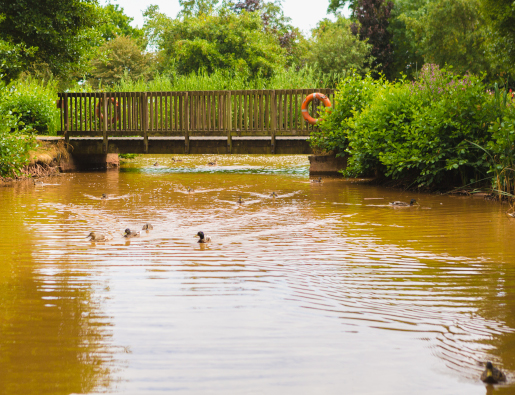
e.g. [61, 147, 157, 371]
[311, 177, 322, 183]
[207, 159, 218, 166]
[270, 192, 278, 198]
[87, 232, 109, 242]
[123, 228, 140, 238]
[142, 223, 153, 230]
[481, 362, 506, 384]
[196, 231, 211, 243]
[237, 196, 244, 204]
[389, 199, 417, 207]
[153, 162, 159, 166]
[101, 193, 108, 199]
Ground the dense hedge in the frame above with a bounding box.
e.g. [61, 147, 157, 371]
[311, 65, 515, 193]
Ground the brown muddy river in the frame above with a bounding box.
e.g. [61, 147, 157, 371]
[1, 154, 515, 394]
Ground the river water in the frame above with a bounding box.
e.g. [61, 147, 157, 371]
[1, 154, 515, 394]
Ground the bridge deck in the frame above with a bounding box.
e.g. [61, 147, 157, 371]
[37, 136, 312, 155]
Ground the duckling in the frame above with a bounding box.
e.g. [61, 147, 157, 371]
[311, 177, 322, 183]
[142, 223, 153, 230]
[270, 191, 278, 198]
[390, 199, 417, 207]
[33, 179, 44, 186]
[481, 362, 506, 384]
[153, 162, 159, 166]
[196, 231, 211, 243]
[187, 187, 194, 193]
[87, 232, 109, 242]
[101, 193, 108, 199]
[172, 157, 183, 162]
[123, 228, 140, 238]
[207, 159, 218, 166]
[237, 196, 244, 204]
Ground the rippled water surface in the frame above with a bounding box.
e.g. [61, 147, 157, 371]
[2, 154, 515, 395]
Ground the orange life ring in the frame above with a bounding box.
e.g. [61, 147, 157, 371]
[95, 97, 120, 124]
[301, 93, 332, 125]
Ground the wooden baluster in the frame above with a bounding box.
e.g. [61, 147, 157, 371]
[271, 91, 276, 154]
[227, 91, 232, 154]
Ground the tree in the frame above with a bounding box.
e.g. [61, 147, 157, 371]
[99, 3, 144, 43]
[327, 0, 359, 14]
[178, 0, 220, 17]
[402, 0, 488, 76]
[351, 0, 394, 77]
[151, 6, 286, 78]
[89, 36, 153, 87]
[308, 17, 373, 79]
[0, 0, 103, 78]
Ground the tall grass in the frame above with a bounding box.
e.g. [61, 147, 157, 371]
[104, 66, 323, 92]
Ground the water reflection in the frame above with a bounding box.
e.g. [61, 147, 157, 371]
[1, 155, 515, 394]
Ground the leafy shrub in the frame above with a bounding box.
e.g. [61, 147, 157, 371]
[310, 72, 381, 155]
[314, 64, 500, 188]
[0, 77, 59, 135]
[0, 111, 35, 177]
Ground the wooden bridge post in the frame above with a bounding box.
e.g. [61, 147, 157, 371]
[142, 92, 148, 153]
[227, 91, 232, 154]
[271, 91, 276, 154]
[184, 92, 190, 154]
[63, 93, 69, 145]
[102, 92, 108, 153]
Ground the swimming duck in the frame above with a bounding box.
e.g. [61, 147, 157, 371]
[481, 362, 506, 384]
[101, 193, 108, 199]
[389, 199, 417, 206]
[172, 157, 183, 162]
[153, 162, 159, 166]
[270, 192, 278, 198]
[142, 223, 153, 230]
[237, 196, 244, 204]
[87, 232, 109, 242]
[187, 187, 194, 193]
[33, 179, 44, 186]
[123, 228, 140, 238]
[311, 177, 322, 183]
[207, 159, 218, 166]
[196, 231, 211, 243]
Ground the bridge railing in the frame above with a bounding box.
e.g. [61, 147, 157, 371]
[57, 89, 334, 152]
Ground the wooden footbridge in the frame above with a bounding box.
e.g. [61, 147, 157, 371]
[48, 89, 334, 155]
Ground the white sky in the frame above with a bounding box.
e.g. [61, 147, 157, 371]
[102, 0, 350, 36]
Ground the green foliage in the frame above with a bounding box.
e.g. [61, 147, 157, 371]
[108, 66, 322, 92]
[0, 0, 103, 79]
[0, 77, 60, 135]
[155, 8, 285, 78]
[0, 81, 35, 177]
[307, 17, 373, 81]
[400, 0, 489, 76]
[89, 36, 153, 88]
[310, 71, 379, 154]
[315, 65, 500, 189]
[99, 3, 144, 43]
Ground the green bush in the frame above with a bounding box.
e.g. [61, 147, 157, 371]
[310, 72, 382, 155]
[0, 111, 35, 177]
[0, 77, 59, 135]
[314, 64, 501, 188]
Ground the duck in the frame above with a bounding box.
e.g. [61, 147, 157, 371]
[389, 199, 417, 206]
[237, 196, 244, 204]
[153, 162, 159, 166]
[481, 362, 506, 384]
[101, 193, 108, 199]
[172, 157, 183, 162]
[87, 232, 110, 242]
[311, 177, 322, 183]
[207, 159, 218, 166]
[187, 187, 194, 193]
[123, 228, 140, 238]
[33, 179, 44, 186]
[270, 192, 278, 198]
[196, 231, 211, 243]
[142, 223, 153, 230]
